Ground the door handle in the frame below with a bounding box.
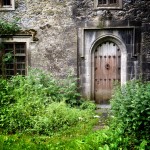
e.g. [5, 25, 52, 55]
[105, 64, 110, 70]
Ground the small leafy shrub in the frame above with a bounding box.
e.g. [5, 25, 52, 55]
[111, 80, 150, 142]
[31, 102, 93, 135]
[79, 100, 96, 110]
[3, 68, 83, 106]
[2, 101, 93, 135]
[73, 127, 130, 150]
[0, 19, 20, 35]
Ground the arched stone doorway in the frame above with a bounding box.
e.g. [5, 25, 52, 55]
[91, 36, 127, 104]
[78, 28, 134, 103]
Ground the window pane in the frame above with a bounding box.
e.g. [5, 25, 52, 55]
[4, 43, 13, 53]
[17, 70, 25, 75]
[16, 56, 26, 63]
[17, 64, 25, 69]
[109, 0, 117, 4]
[98, 0, 102, 4]
[3, 0, 11, 5]
[15, 43, 26, 54]
[98, 0, 107, 4]
[0, 69, 2, 75]
[6, 70, 14, 75]
[6, 63, 14, 69]
[97, 0, 121, 8]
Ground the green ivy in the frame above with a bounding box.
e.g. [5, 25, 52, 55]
[0, 19, 20, 35]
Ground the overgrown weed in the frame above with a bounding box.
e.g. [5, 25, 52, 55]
[0, 68, 96, 135]
[0, 71, 149, 149]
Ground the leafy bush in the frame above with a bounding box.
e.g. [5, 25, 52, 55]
[0, 69, 95, 135]
[31, 102, 93, 135]
[79, 100, 96, 110]
[1, 68, 83, 106]
[111, 80, 150, 142]
[2, 101, 93, 135]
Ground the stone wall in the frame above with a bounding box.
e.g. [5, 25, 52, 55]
[72, 0, 150, 81]
[0, 0, 149, 80]
[0, 0, 77, 77]
[142, 24, 150, 80]
[72, 0, 150, 23]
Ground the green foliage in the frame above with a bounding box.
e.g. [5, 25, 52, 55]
[5, 68, 84, 106]
[2, 52, 12, 63]
[2, 101, 92, 135]
[1, 70, 150, 149]
[1, 119, 149, 150]
[31, 102, 93, 135]
[0, 69, 95, 135]
[0, 44, 13, 78]
[0, 19, 20, 35]
[111, 80, 150, 142]
[73, 126, 130, 150]
[79, 100, 96, 110]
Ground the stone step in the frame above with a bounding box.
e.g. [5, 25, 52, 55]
[96, 104, 111, 109]
[93, 105, 111, 131]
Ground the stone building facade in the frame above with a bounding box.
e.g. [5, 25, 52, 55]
[0, 0, 149, 104]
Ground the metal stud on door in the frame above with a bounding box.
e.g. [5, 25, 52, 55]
[94, 42, 121, 104]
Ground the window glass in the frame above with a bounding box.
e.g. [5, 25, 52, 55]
[96, 0, 122, 9]
[110, 0, 117, 4]
[3, 0, 11, 5]
[98, 0, 107, 4]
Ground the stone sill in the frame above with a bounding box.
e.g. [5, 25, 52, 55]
[94, 6, 122, 10]
[0, 7, 15, 11]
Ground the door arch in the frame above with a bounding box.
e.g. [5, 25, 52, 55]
[91, 35, 127, 104]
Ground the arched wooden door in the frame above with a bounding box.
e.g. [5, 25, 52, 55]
[94, 41, 121, 104]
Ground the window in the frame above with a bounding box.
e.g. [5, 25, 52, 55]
[98, 0, 117, 5]
[0, 0, 15, 11]
[94, 0, 122, 9]
[3, 0, 11, 5]
[0, 43, 26, 78]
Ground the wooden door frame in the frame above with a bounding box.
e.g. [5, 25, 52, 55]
[90, 35, 127, 100]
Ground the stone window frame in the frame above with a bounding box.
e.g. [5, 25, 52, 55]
[0, 36, 32, 77]
[0, 0, 15, 11]
[1, 42, 27, 77]
[94, 0, 122, 10]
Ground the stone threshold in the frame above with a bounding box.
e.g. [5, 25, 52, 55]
[96, 104, 111, 109]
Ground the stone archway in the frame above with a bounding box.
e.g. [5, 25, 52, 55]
[78, 28, 133, 102]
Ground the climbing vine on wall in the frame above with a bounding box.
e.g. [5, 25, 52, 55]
[0, 19, 20, 78]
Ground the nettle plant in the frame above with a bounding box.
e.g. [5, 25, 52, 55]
[111, 80, 150, 142]
[0, 68, 95, 135]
